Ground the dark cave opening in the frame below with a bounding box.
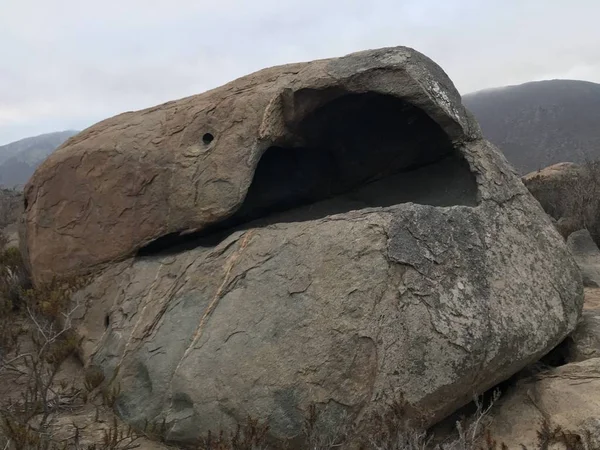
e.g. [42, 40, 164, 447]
[138, 93, 478, 256]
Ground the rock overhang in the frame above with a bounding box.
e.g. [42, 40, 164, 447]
[22, 45, 495, 284]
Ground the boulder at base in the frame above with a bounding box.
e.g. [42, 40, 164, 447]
[522, 162, 600, 241]
[488, 358, 600, 449]
[522, 162, 583, 224]
[567, 229, 600, 287]
[24, 47, 583, 446]
[0, 188, 23, 248]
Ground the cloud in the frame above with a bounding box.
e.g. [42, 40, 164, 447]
[1, 0, 599, 144]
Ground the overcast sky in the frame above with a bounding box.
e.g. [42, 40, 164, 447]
[1, 0, 599, 145]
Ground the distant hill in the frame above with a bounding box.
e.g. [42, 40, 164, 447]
[463, 80, 600, 174]
[0, 130, 79, 188]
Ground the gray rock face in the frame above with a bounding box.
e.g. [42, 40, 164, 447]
[564, 289, 600, 364]
[567, 308, 600, 362]
[568, 229, 600, 287]
[50, 47, 582, 446]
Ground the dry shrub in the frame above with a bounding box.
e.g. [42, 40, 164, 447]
[365, 391, 499, 450]
[0, 296, 84, 448]
[0, 233, 29, 363]
[301, 403, 351, 450]
[95, 416, 143, 450]
[0, 247, 116, 449]
[367, 400, 430, 450]
[20, 275, 89, 323]
[0, 243, 30, 305]
[522, 419, 592, 450]
[197, 417, 269, 450]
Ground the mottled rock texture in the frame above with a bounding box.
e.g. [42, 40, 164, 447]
[22, 46, 480, 284]
[568, 229, 600, 288]
[23, 46, 582, 446]
[0, 188, 22, 247]
[488, 358, 600, 449]
[523, 162, 600, 243]
[568, 308, 600, 363]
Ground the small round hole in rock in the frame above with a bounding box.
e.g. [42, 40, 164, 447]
[202, 133, 214, 145]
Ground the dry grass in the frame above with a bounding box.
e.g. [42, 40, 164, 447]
[199, 417, 270, 450]
[0, 232, 147, 449]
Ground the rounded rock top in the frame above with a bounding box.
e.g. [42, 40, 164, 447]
[23, 46, 491, 283]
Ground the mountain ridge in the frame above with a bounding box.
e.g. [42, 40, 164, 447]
[0, 130, 79, 188]
[463, 79, 600, 173]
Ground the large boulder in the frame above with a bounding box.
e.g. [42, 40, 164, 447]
[24, 47, 582, 446]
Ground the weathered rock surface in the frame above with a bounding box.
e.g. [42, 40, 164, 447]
[0, 188, 23, 247]
[567, 230, 600, 288]
[522, 162, 600, 242]
[567, 308, 600, 363]
[563, 288, 600, 364]
[74, 193, 582, 445]
[488, 358, 600, 449]
[23, 46, 582, 446]
[523, 163, 582, 224]
[523, 163, 582, 225]
[21, 46, 481, 285]
[34, 48, 582, 442]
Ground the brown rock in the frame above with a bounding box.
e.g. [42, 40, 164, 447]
[567, 229, 600, 288]
[564, 288, 600, 363]
[40, 46, 584, 446]
[522, 162, 600, 242]
[488, 358, 600, 449]
[22, 47, 481, 284]
[523, 163, 583, 226]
